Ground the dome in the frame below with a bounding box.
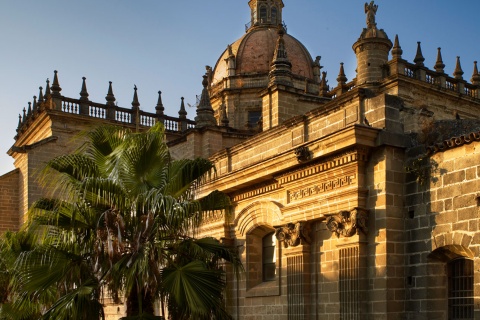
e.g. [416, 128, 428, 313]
[212, 27, 315, 84]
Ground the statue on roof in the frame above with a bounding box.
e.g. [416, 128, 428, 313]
[365, 1, 378, 29]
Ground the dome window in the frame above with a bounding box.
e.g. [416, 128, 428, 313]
[259, 5, 267, 24]
[271, 7, 278, 25]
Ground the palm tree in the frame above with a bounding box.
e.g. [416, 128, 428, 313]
[4, 123, 240, 319]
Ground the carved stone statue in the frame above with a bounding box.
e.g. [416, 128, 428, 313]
[364, 1, 378, 29]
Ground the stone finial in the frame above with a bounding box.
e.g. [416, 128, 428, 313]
[453, 56, 464, 80]
[471, 61, 480, 85]
[22, 107, 27, 122]
[391, 34, 403, 58]
[364, 1, 378, 29]
[194, 75, 217, 127]
[131, 85, 140, 109]
[155, 91, 165, 116]
[51, 70, 62, 96]
[319, 71, 329, 96]
[105, 81, 116, 107]
[325, 208, 368, 237]
[45, 79, 51, 97]
[178, 97, 187, 119]
[79, 77, 89, 101]
[27, 102, 32, 117]
[275, 222, 311, 248]
[434, 47, 445, 73]
[414, 42, 425, 67]
[32, 96, 37, 112]
[38, 86, 44, 103]
[336, 62, 348, 85]
[17, 114, 22, 131]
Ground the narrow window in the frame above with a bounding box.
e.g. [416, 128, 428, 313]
[248, 110, 261, 126]
[271, 7, 277, 25]
[448, 258, 474, 319]
[262, 232, 276, 281]
[259, 6, 267, 23]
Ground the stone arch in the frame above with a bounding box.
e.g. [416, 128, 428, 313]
[234, 200, 283, 238]
[430, 231, 474, 261]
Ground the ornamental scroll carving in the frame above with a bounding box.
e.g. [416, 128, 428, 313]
[325, 208, 368, 237]
[275, 222, 311, 248]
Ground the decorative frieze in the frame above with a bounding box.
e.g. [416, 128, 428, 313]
[232, 182, 280, 202]
[288, 174, 356, 203]
[275, 221, 311, 248]
[325, 208, 368, 237]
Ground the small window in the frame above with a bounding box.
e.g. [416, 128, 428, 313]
[448, 258, 474, 319]
[262, 232, 276, 281]
[271, 7, 277, 25]
[248, 110, 261, 126]
[259, 6, 267, 23]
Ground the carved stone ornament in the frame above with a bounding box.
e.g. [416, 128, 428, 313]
[275, 222, 311, 248]
[325, 208, 368, 237]
[294, 146, 311, 163]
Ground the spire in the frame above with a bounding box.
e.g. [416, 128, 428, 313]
[269, 28, 292, 85]
[272, 29, 290, 65]
[195, 75, 217, 127]
[105, 81, 116, 107]
[178, 97, 187, 119]
[156, 91, 165, 116]
[38, 86, 44, 103]
[414, 42, 425, 67]
[131, 85, 140, 110]
[453, 56, 464, 80]
[51, 70, 62, 96]
[336, 62, 348, 86]
[434, 47, 445, 73]
[79, 77, 89, 101]
[471, 61, 480, 85]
[391, 34, 403, 59]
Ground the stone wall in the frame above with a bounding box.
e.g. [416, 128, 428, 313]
[0, 169, 20, 233]
[405, 140, 480, 318]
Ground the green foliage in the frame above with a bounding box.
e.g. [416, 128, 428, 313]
[1, 123, 240, 319]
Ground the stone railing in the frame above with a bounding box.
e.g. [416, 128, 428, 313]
[398, 61, 479, 99]
[16, 95, 195, 136]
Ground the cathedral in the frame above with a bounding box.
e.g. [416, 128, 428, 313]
[1, 1, 480, 319]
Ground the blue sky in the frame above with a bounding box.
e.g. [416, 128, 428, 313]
[1, 0, 479, 175]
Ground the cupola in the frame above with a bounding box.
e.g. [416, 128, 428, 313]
[248, 0, 284, 30]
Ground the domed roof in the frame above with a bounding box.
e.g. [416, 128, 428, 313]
[212, 27, 315, 84]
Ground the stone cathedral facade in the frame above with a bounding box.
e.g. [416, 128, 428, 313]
[2, 1, 480, 319]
